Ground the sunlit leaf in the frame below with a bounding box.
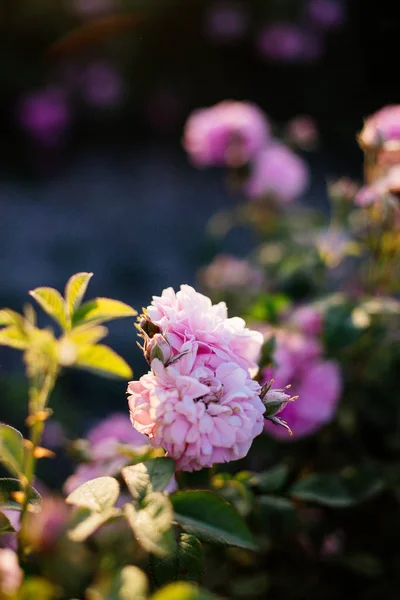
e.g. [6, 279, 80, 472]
[152, 533, 204, 586]
[151, 582, 217, 600]
[66, 324, 108, 346]
[110, 565, 149, 600]
[74, 344, 133, 379]
[0, 478, 41, 511]
[68, 506, 121, 542]
[29, 287, 68, 330]
[73, 297, 137, 326]
[125, 492, 175, 557]
[0, 309, 25, 329]
[122, 458, 175, 502]
[0, 424, 24, 477]
[66, 476, 120, 511]
[65, 272, 93, 319]
[171, 490, 257, 550]
[0, 326, 29, 350]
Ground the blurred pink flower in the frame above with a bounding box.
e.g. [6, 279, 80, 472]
[305, 0, 346, 30]
[81, 61, 124, 108]
[71, 0, 117, 17]
[257, 23, 323, 63]
[128, 285, 265, 471]
[0, 549, 23, 597]
[320, 530, 344, 557]
[17, 87, 71, 146]
[359, 105, 400, 149]
[200, 254, 264, 293]
[27, 496, 70, 553]
[263, 328, 341, 439]
[246, 142, 310, 202]
[290, 305, 323, 336]
[204, 1, 248, 43]
[183, 101, 270, 167]
[286, 115, 319, 148]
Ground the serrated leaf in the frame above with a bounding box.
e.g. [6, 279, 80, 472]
[122, 458, 175, 502]
[152, 533, 204, 586]
[151, 582, 217, 600]
[171, 490, 257, 551]
[29, 287, 68, 330]
[0, 424, 24, 477]
[0, 511, 17, 534]
[73, 297, 137, 326]
[0, 326, 29, 350]
[110, 565, 149, 600]
[125, 492, 175, 557]
[68, 506, 121, 542]
[65, 272, 93, 319]
[290, 467, 385, 508]
[66, 476, 120, 511]
[0, 478, 42, 511]
[74, 344, 133, 379]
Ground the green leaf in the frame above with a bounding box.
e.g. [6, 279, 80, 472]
[257, 496, 298, 539]
[125, 492, 175, 557]
[0, 478, 42, 511]
[171, 490, 257, 551]
[211, 474, 254, 517]
[72, 297, 137, 326]
[122, 458, 175, 502]
[17, 577, 58, 600]
[0, 511, 17, 534]
[74, 344, 133, 379]
[110, 565, 149, 600]
[66, 476, 120, 511]
[65, 272, 93, 319]
[151, 582, 217, 600]
[0, 424, 24, 476]
[0, 326, 29, 350]
[249, 465, 289, 493]
[29, 287, 68, 330]
[290, 467, 385, 508]
[68, 507, 121, 542]
[152, 533, 204, 586]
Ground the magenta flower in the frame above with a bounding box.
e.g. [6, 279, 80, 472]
[183, 101, 270, 167]
[199, 254, 264, 293]
[128, 286, 265, 471]
[0, 549, 23, 597]
[263, 328, 341, 440]
[286, 115, 319, 149]
[17, 87, 71, 146]
[359, 105, 400, 149]
[257, 23, 323, 63]
[246, 142, 310, 202]
[290, 305, 323, 336]
[305, 0, 346, 30]
[204, 1, 248, 43]
[81, 61, 124, 109]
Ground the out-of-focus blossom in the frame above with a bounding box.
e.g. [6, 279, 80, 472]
[328, 177, 359, 203]
[262, 328, 342, 439]
[41, 421, 66, 449]
[0, 549, 23, 597]
[199, 254, 264, 293]
[316, 226, 358, 267]
[64, 413, 149, 495]
[128, 285, 265, 471]
[320, 530, 345, 557]
[81, 61, 124, 109]
[71, 0, 117, 17]
[359, 105, 400, 150]
[286, 115, 319, 149]
[290, 305, 323, 336]
[355, 179, 389, 207]
[246, 142, 310, 202]
[305, 0, 346, 30]
[183, 101, 270, 167]
[0, 512, 20, 552]
[17, 87, 71, 146]
[257, 23, 323, 63]
[26, 496, 70, 553]
[204, 1, 248, 43]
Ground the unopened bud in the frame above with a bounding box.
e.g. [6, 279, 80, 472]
[145, 333, 172, 365]
[261, 384, 297, 418]
[138, 315, 160, 339]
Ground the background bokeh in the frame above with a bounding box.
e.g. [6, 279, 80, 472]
[0, 0, 397, 438]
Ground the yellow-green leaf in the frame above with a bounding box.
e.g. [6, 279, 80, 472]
[68, 507, 121, 542]
[66, 476, 120, 511]
[75, 344, 133, 379]
[125, 493, 175, 557]
[0, 327, 29, 350]
[0, 425, 24, 477]
[111, 566, 149, 600]
[72, 297, 137, 326]
[0, 309, 25, 329]
[65, 272, 93, 319]
[151, 582, 217, 600]
[66, 324, 108, 346]
[29, 287, 68, 330]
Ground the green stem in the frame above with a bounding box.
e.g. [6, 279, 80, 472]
[18, 364, 58, 558]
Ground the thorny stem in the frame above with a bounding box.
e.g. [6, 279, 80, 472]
[18, 363, 58, 559]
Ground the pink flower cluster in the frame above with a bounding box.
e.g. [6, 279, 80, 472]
[183, 100, 310, 203]
[359, 105, 400, 149]
[0, 549, 23, 597]
[199, 254, 264, 293]
[262, 314, 341, 440]
[127, 285, 266, 471]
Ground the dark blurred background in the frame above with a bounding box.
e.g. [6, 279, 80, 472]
[0, 0, 398, 438]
